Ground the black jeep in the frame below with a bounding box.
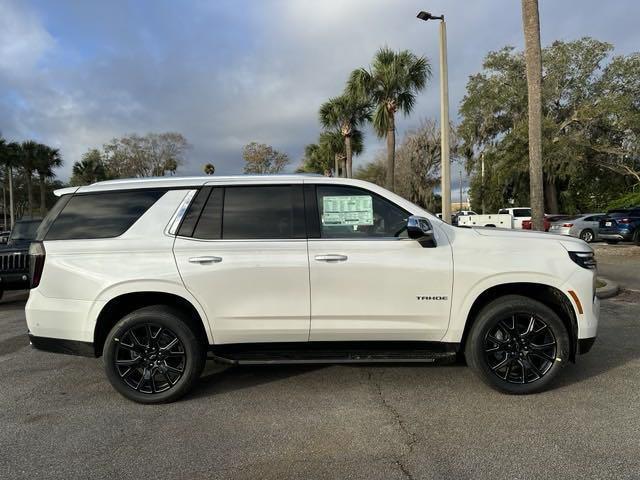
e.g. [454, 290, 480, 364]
[0, 219, 41, 299]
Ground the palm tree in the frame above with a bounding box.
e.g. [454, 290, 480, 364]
[0, 138, 19, 228]
[34, 145, 62, 216]
[203, 163, 215, 175]
[319, 94, 370, 178]
[319, 129, 364, 178]
[348, 47, 430, 191]
[19, 141, 40, 217]
[71, 149, 108, 186]
[521, 0, 545, 231]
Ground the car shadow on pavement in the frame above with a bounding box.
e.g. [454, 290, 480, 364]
[554, 300, 640, 389]
[188, 364, 326, 399]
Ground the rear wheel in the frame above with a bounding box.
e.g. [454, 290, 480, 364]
[104, 306, 206, 403]
[579, 229, 594, 243]
[465, 295, 569, 394]
[633, 230, 640, 246]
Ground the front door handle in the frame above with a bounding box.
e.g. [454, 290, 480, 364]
[314, 254, 348, 262]
[189, 256, 222, 264]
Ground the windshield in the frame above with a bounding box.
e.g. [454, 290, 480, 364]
[10, 221, 41, 241]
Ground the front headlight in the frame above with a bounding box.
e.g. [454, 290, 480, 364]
[569, 251, 597, 270]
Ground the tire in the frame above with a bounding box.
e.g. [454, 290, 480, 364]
[633, 230, 640, 246]
[465, 295, 570, 394]
[103, 306, 206, 404]
[606, 240, 619, 245]
[579, 229, 594, 243]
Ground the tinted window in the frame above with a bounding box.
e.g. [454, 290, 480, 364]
[513, 209, 532, 217]
[498, 209, 508, 214]
[193, 188, 223, 239]
[221, 185, 305, 239]
[44, 190, 165, 240]
[316, 185, 409, 238]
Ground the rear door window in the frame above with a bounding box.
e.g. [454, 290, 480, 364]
[42, 190, 166, 240]
[222, 185, 305, 239]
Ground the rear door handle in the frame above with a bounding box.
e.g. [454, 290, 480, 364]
[189, 256, 222, 264]
[314, 254, 348, 262]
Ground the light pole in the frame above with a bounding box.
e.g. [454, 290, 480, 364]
[417, 10, 451, 224]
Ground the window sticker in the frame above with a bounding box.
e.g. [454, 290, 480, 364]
[322, 195, 373, 226]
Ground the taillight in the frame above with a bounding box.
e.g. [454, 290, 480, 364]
[563, 223, 574, 227]
[28, 241, 46, 289]
[618, 218, 631, 224]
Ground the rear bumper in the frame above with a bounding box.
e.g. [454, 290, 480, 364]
[28, 333, 95, 357]
[598, 232, 632, 241]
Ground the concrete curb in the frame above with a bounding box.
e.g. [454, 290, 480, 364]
[596, 277, 620, 299]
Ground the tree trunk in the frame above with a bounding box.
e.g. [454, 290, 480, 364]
[8, 167, 14, 228]
[544, 177, 559, 213]
[344, 135, 353, 178]
[385, 114, 396, 191]
[39, 175, 47, 217]
[521, 0, 545, 231]
[26, 173, 33, 218]
[2, 178, 6, 230]
[334, 154, 340, 177]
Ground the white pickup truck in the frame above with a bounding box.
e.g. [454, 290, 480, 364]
[458, 207, 532, 229]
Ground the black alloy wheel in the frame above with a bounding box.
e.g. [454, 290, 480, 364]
[465, 295, 569, 394]
[104, 306, 206, 403]
[483, 314, 557, 384]
[114, 323, 186, 394]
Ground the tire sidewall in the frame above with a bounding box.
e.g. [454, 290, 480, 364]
[466, 295, 570, 394]
[103, 307, 205, 404]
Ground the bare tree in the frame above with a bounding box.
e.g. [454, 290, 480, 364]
[242, 142, 289, 174]
[103, 133, 188, 178]
[521, 0, 545, 230]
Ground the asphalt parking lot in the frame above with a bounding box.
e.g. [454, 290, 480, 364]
[1, 247, 639, 480]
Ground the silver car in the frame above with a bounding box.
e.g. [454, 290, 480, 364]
[548, 213, 606, 242]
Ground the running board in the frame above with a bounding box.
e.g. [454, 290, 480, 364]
[207, 344, 458, 366]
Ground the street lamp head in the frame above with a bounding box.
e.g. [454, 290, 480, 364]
[417, 11, 444, 21]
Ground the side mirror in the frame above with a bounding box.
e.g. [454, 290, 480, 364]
[407, 215, 436, 248]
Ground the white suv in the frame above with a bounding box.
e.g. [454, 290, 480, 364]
[26, 175, 599, 403]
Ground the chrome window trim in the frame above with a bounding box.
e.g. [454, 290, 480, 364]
[166, 189, 197, 236]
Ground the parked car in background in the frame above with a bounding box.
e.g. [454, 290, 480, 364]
[598, 207, 640, 245]
[0, 218, 41, 299]
[457, 207, 531, 229]
[0, 231, 10, 244]
[548, 214, 606, 243]
[457, 213, 513, 228]
[497, 207, 531, 229]
[522, 214, 572, 232]
[452, 210, 477, 226]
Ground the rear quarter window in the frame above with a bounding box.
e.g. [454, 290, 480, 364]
[42, 189, 166, 240]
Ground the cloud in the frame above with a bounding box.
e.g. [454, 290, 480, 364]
[0, 0, 639, 182]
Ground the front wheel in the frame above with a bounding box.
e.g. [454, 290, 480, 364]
[465, 295, 570, 394]
[104, 306, 206, 404]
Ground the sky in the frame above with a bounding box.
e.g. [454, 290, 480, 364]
[1, 0, 640, 195]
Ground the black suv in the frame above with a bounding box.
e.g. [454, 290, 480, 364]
[0, 219, 41, 298]
[598, 207, 640, 245]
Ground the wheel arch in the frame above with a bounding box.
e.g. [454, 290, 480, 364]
[460, 282, 579, 362]
[93, 291, 211, 357]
